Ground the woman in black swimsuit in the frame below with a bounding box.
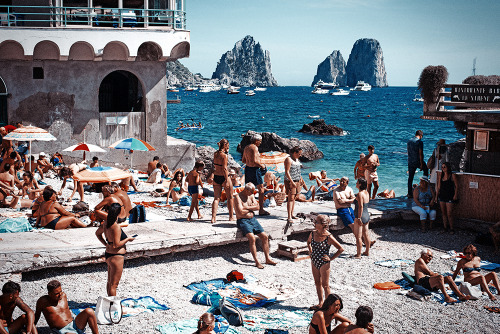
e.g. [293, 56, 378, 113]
[210, 139, 234, 224]
[95, 203, 135, 296]
[353, 178, 372, 259]
[35, 188, 87, 229]
[435, 162, 458, 233]
[309, 294, 351, 334]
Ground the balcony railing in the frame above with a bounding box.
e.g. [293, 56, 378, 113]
[0, 5, 186, 30]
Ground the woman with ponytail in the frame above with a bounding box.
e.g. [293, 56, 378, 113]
[194, 313, 215, 334]
[210, 139, 235, 224]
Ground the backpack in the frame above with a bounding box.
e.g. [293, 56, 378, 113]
[215, 297, 243, 327]
[226, 270, 245, 283]
[128, 205, 146, 224]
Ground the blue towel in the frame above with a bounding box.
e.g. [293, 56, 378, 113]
[0, 218, 33, 233]
[480, 261, 500, 271]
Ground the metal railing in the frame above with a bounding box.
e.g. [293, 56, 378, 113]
[0, 5, 186, 30]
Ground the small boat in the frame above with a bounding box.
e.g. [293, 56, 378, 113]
[184, 86, 198, 91]
[254, 87, 267, 91]
[227, 87, 240, 94]
[312, 87, 329, 94]
[330, 88, 350, 96]
[176, 126, 204, 131]
[314, 80, 337, 90]
[245, 90, 255, 96]
[167, 87, 179, 93]
[413, 94, 424, 102]
[308, 115, 320, 118]
[353, 81, 372, 91]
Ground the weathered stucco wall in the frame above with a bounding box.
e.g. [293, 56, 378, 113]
[0, 59, 195, 170]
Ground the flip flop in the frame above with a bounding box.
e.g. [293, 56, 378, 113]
[484, 306, 500, 313]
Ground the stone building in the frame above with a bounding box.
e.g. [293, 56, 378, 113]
[0, 0, 194, 169]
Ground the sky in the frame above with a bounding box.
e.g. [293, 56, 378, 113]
[179, 0, 500, 86]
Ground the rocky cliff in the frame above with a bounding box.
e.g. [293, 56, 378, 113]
[212, 36, 278, 87]
[165, 60, 196, 87]
[311, 51, 346, 86]
[345, 38, 388, 87]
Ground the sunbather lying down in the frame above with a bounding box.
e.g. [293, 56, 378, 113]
[378, 189, 395, 198]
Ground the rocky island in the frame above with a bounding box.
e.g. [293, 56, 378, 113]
[299, 119, 344, 136]
[311, 51, 347, 87]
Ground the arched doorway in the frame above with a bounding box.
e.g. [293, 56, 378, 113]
[0, 77, 7, 126]
[98, 70, 145, 146]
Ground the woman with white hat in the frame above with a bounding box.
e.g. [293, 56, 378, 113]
[411, 176, 436, 232]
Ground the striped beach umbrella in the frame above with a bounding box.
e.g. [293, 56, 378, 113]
[259, 151, 289, 173]
[109, 137, 155, 169]
[63, 142, 106, 160]
[3, 125, 57, 172]
[72, 166, 131, 183]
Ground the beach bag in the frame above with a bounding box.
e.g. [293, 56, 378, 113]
[459, 282, 482, 300]
[128, 205, 146, 224]
[95, 296, 123, 325]
[226, 270, 245, 283]
[179, 196, 192, 206]
[73, 201, 89, 212]
[215, 297, 243, 327]
[191, 291, 222, 306]
[426, 153, 435, 170]
[274, 192, 286, 206]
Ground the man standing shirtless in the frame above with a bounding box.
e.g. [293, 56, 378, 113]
[241, 134, 269, 215]
[333, 177, 356, 234]
[0, 164, 19, 208]
[0, 281, 38, 334]
[35, 280, 98, 334]
[363, 145, 380, 199]
[94, 185, 126, 226]
[234, 183, 277, 269]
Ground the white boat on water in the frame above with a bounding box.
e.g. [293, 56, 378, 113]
[314, 80, 337, 90]
[312, 87, 330, 94]
[254, 87, 267, 91]
[185, 86, 198, 91]
[227, 87, 240, 94]
[413, 93, 424, 102]
[330, 88, 350, 96]
[245, 90, 255, 96]
[352, 81, 372, 91]
[308, 115, 320, 118]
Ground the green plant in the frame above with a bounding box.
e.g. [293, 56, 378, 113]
[417, 65, 448, 101]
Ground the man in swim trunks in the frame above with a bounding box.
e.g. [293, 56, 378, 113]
[363, 145, 380, 200]
[0, 281, 38, 334]
[414, 249, 470, 303]
[234, 182, 277, 269]
[110, 182, 133, 222]
[186, 160, 204, 221]
[353, 153, 366, 180]
[241, 134, 269, 216]
[333, 177, 356, 233]
[0, 163, 19, 208]
[35, 280, 98, 334]
[94, 185, 127, 226]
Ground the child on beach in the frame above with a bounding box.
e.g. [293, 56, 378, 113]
[307, 215, 344, 310]
[187, 160, 204, 221]
[194, 313, 215, 334]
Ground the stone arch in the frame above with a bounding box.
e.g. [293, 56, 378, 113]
[99, 70, 144, 113]
[169, 41, 190, 60]
[0, 40, 24, 60]
[33, 40, 60, 60]
[136, 42, 163, 61]
[102, 41, 129, 61]
[0, 76, 7, 126]
[0, 77, 6, 94]
[69, 42, 95, 60]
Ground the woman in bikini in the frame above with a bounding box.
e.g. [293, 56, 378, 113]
[435, 162, 458, 233]
[307, 215, 344, 310]
[453, 244, 500, 301]
[309, 294, 351, 334]
[165, 170, 186, 203]
[95, 203, 135, 296]
[210, 139, 234, 224]
[21, 171, 42, 200]
[353, 178, 372, 258]
[35, 188, 87, 230]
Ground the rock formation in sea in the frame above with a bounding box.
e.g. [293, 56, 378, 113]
[196, 146, 241, 172]
[311, 51, 346, 87]
[237, 130, 323, 162]
[346, 38, 388, 87]
[212, 35, 278, 87]
[298, 119, 344, 136]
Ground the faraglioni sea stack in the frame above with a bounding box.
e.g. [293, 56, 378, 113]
[311, 51, 347, 87]
[346, 38, 388, 87]
[212, 35, 278, 87]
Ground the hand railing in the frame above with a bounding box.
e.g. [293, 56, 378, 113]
[0, 5, 186, 29]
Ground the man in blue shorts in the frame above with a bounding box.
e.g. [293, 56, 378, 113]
[333, 177, 356, 232]
[234, 182, 277, 269]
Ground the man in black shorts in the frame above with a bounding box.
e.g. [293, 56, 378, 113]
[241, 134, 269, 215]
[234, 183, 277, 269]
[414, 249, 469, 303]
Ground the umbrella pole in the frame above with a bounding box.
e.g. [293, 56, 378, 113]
[130, 150, 133, 171]
[29, 143, 32, 173]
[83, 151, 86, 161]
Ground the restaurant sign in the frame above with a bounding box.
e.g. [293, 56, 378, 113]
[451, 85, 500, 103]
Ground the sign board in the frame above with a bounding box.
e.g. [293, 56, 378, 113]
[451, 85, 500, 103]
[469, 181, 478, 189]
[421, 115, 449, 121]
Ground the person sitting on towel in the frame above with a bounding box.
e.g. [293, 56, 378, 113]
[35, 280, 98, 334]
[414, 249, 470, 303]
[344, 305, 374, 334]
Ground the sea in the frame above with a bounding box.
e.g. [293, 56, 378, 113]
[167, 87, 463, 197]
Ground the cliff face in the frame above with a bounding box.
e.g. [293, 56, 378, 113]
[346, 38, 388, 87]
[311, 51, 346, 86]
[166, 60, 196, 87]
[212, 35, 278, 87]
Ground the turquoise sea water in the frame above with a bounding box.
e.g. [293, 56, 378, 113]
[167, 87, 463, 197]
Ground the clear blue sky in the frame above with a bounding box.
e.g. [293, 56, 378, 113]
[180, 0, 499, 87]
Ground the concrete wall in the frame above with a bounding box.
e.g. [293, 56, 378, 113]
[0, 59, 195, 170]
[454, 173, 500, 222]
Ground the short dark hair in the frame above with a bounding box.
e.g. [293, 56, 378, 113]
[9, 152, 16, 159]
[416, 130, 423, 136]
[153, 156, 159, 161]
[59, 167, 72, 178]
[156, 163, 162, 168]
[194, 160, 205, 168]
[47, 280, 61, 292]
[355, 306, 373, 328]
[106, 202, 122, 228]
[42, 187, 56, 201]
[357, 177, 367, 190]
[3, 163, 10, 172]
[367, 145, 374, 150]
[2, 281, 21, 294]
[290, 146, 302, 154]
[92, 156, 98, 161]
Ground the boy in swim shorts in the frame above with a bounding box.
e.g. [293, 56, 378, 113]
[186, 160, 205, 222]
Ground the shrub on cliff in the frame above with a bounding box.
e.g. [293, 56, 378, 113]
[417, 65, 448, 101]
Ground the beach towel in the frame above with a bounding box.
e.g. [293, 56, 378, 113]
[242, 311, 312, 332]
[71, 296, 169, 318]
[0, 217, 33, 233]
[156, 314, 239, 334]
[373, 282, 401, 290]
[375, 259, 414, 268]
[480, 261, 500, 271]
[186, 279, 277, 309]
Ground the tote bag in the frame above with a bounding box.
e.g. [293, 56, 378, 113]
[95, 296, 123, 325]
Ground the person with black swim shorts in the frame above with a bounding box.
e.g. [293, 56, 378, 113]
[187, 160, 204, 222]
[241, 134, 269, 216]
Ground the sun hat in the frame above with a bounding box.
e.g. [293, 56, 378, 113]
[420, 176, 429, 182]
[39, 152, 46, 157]
[359, 153, 366, 158]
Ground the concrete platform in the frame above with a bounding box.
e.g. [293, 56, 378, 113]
[0, 197, 416, 278]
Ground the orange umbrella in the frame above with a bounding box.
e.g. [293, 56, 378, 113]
[259, 151, 289, 173]
[72, 166, 131, 183]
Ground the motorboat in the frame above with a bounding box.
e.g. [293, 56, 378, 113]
[312, 87, 329, 94]
[184, 86, 198, 91]
[330, 88, 350, 96]
[245, 90, 255, 96]
[167, 87, 179, 92]
[254, 87, 267, 91]
[308, 115, 320, 118]
[227, 87, 240, 94]
[314, 80, 337, 90]
[353, 81, 372, 91]
[413, 94, 424, 102]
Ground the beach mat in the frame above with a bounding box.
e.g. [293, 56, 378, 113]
[242, 310, 312, 332]
[70, 296, 169, 318]
[156, 314, 239, 334]
[374, 259, 414, 268]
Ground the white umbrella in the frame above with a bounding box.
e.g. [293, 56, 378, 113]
[3, 125, 57, 172]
